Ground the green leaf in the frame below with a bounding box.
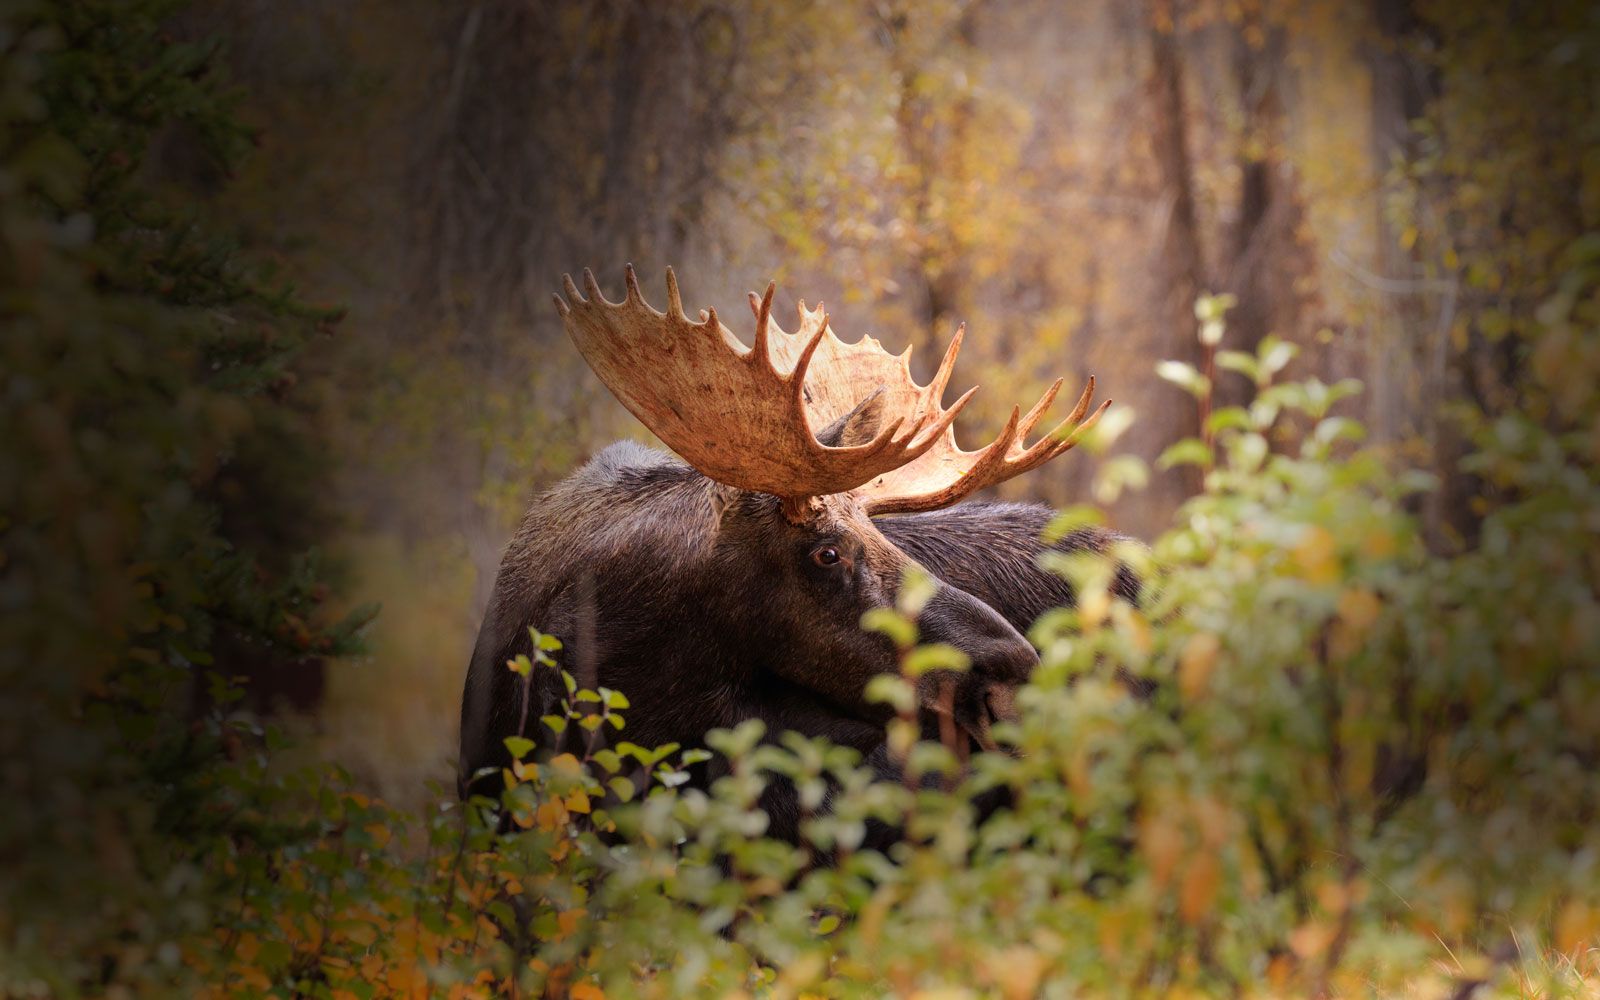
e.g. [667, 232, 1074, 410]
[861, 607, 917, 649]
[541, 714, 568, 735]
[1206, 406, 1254, 434]
[903, 643, 971, 677]
[1042, 504, 1104, 542]
[503, 736, 535, 760]
[1258, 336, 1298, 378]
[896, 565, 937, 617]
[1155, 360, 1211, 399]
[607, 777, 636, 802]
[1229, 432, 1269, 473]
[1215, 350, 1260, 383]
[1193, 291, 1237, 321]
[534, 630, 564, 651]
[505, 654, 533, 678]
[864, 674, 916, 713]
[1092, 454, 1150, 505]
[1157, 438, 1214, 470]
[1314, 416, 1366, 445]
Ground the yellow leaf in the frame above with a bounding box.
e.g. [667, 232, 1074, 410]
[984, 946, 1047, 1000]
[1555, 899, 1599, 954]
[1178, 853, 1220, 925]
[548, 753, 583, 777]
[565, 790, 591, 814]
[1336, 587, 1382, 633]
[1291, 526, 1340, 584]
[1288, 920, 1335, 958]
[1360, 527, 1396, 559]
[557, 908, 587, 939]
[234, 932, 260, 962]
[1140, 813, 1184, 889]
[1079, 588, 1111, 629]
[536, 799, 569, 831]
[570, 981, 606, 1000]
[1179, 632, 1221, 699]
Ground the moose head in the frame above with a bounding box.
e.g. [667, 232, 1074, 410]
[459, 266, 1112, 820]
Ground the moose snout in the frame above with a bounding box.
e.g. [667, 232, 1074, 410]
[913, 585, 1035, 752]
[916, 584, 1038, 684]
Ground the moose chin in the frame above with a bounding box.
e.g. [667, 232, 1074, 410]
[458, 265, 1136, 842]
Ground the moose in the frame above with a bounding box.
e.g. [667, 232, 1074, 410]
[459, 266, 1136, 838]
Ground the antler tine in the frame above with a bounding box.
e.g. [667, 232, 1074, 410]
[851, 415, 910, 460]
[1017, 378, 1065, 439]
[750, 281, 776, 369]
[1013, 379, 1106, 465]
[562, 272, 583, 304]
[1028, 378, 1099, 454]
[582, 267, 608, 305]
[963, 405, 1025, 482]
[909, 385, 978, 450]
[664, 266, 685, 319]
[787, 308, 829, 392]
[1063, 376, 1097, 427]
[928, 323, 965, 405]
[1043, 396, 1112, 460]
[623, 263, 643, 303]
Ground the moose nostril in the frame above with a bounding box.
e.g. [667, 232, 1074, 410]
[916, 583, 1038, 684]
[977, 638, 1037, 684]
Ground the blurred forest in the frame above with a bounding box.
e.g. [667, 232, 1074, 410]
[169, 0, 1588, 793]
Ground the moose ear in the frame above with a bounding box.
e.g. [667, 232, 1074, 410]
[708, 482, 743, 525]
[816, 387, 887, 448]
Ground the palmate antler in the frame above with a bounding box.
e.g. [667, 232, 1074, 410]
[555, 266, 1107, 519]
[753, 297, 1109, 515]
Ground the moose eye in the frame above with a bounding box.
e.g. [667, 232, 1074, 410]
[812, 545, 842, 567]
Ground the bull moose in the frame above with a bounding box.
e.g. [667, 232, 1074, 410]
[459, 266, 1135, 837]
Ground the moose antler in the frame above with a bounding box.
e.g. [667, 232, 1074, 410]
[556, 266, 1107, 519]
[555, 266, 970, 516]
[751, 300, 1110, 516]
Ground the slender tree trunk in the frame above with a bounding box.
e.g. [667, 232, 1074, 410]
[1132, 4, 1207, 526]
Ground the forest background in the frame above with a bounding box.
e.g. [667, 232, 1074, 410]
[164, 0, 1572, 795]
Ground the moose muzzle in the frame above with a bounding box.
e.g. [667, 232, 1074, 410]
[914, 584, 1037, 754]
